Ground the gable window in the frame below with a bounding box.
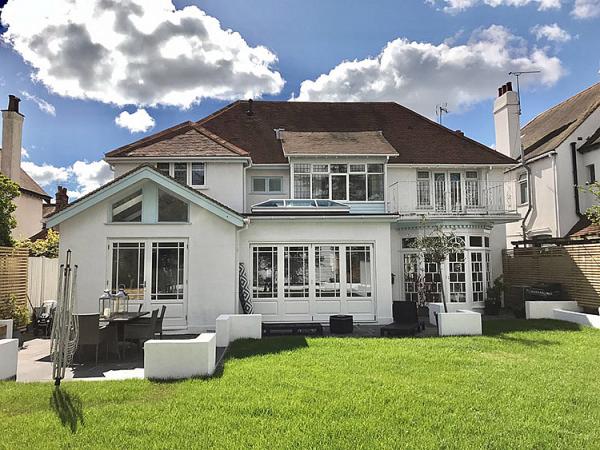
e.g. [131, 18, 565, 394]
[158, 189, 189, 222]
[112, 190, 142, 222]
[252, 176, 283, 194]
[586, 164, 596, 184]
[155, 162, 206, 187]
[293, 163, 384, 202]
[518, 172, 528, 205]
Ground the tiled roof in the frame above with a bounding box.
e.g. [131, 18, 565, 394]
[567, 216, 600, 238]
[197, 101, 515, 165]
[579, 126, 600, 153]
[521, 82, 600, 160]
[106, 122, 249, 158]
[280, 131, 398, 157]
[0, 150, 50, 199]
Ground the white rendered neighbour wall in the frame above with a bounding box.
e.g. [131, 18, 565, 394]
[12, 191, 44, 239]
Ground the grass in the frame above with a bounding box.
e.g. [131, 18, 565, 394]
[2, 319, 600, 449]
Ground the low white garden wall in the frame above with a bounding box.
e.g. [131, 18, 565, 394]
[0, 319, 13, 339]
[553, 308, 600, 329]
[0, 339, 18, 381]
[216, 314, 262, 347]
[144, 333, 216, 380]
[437, 310, 482, 336]
[525, 301, 579, 319]
[428, 303, 479, 326]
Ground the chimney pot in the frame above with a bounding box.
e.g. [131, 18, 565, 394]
[506, 81, 513, 92]
[246, 99, 254, 116]
[7, 95, 21, 113]
[55, 186, 69, 211]
[498, 87, 503, 97]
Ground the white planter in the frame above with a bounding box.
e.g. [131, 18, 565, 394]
[0, 319, 13, 339]
[428, 303, 476, 326]
[437, 310, 482, 336]
[144, 333, 216, 380]
[525, 301, 579, 319]
[216, 314, 262, 347]
[0, 339, 18, 381]
[553, 309, 600, 329]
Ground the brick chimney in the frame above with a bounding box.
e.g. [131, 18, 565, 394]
[1, 95, 24, 184]
[55, 185, 69, 211]
[493, 82, 521, 159]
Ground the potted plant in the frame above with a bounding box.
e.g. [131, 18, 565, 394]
[485, 276, 504, 316]
[0, 294, 31, 346]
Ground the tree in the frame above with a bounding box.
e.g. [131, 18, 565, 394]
[15, 229, 60, 258]
[0, 174, 20, 247]
[413, 225, 465, 313]
[584, 181, 600, 226]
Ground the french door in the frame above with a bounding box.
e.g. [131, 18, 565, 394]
[251, 243, 375, 322]
[108, 239, 188, 329]
[433, 172, 463, 212]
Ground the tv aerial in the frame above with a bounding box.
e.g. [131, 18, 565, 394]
[436, 103, 449, 125]
[508, 70, 541, 115]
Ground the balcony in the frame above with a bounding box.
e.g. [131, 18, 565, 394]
[387, 180, 517, 218]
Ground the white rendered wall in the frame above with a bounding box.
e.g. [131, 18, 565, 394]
[245, 167, 290, 212]
[112, 161, 245, 212]
[56, 181, 238, 333]
[0, 339, 18, 381]
[525, 301, 579, 319]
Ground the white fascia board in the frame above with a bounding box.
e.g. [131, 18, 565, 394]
[46, 167, 245, 228]
[105, 156, 251, 163]
[249, 164, 290, 170]
[396, 213, 521, 225]
[248, 215, 397, 223]
[285, 153, 394, 158]
[387, 163, 515, 168]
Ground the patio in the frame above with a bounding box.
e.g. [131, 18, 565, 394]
[15, 323, 440, 382]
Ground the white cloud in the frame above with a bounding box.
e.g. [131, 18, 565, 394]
[21, 147, 29, 159]
[293, 25, 564, 118]
[429, 0, 562, 12]
[20, 91, 56, 116]
[1, 0, 284, 109]
[21, 161, 70, 186]
[69, 160, 113, 197]
[21, 159, 113, 198]
[531, 23, 572, 42]
[115, 108, 155, 133]
[572, 0, 600, 18]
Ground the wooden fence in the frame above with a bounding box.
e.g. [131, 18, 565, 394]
[0, 246, 29, 316]
[28, 257, 59, 308]
[502, 243, 600, 312]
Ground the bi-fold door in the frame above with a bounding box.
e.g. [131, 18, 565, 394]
[251, 243, 376, 322]
[107, 239, 187, 329]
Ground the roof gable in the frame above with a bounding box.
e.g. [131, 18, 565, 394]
[522, 82, 600, 160]
[197, 101, 515, 165]
[105, 122, 249, 159]
[45, 165, 245, 228]
[0, 149, 50, 199]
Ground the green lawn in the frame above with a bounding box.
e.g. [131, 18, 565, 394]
[2, 320, 600, 449]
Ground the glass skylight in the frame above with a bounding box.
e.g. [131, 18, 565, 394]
[251, 199, 350, 212]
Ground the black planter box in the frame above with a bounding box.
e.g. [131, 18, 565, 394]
[329, 315, 353, 334]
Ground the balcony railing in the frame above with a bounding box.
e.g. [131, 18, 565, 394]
[387, 180, 517, 215]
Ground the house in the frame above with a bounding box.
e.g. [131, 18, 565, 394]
[1, 95, 51, 239]
[46, 100, 518, 333]
[496, 82, 600, 245]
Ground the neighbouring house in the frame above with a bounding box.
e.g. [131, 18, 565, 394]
[46, 100, 519, 333]
[497, 82, 600, 245]
[1, 95, 51, 240]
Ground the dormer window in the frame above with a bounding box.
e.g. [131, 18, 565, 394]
[156, 162, 206, 188]
[292, 163, 384, 202]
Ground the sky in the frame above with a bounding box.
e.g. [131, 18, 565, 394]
[0, 0, 599, 198]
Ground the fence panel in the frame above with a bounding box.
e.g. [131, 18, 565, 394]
[0, 246, 29, 316]
[502, 243, 600, 312]
[28, 257, 59, 307]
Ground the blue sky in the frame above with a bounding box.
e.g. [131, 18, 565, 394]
[0, 0, 598, 197]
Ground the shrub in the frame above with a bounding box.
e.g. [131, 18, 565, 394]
[0, 294, 31, 328]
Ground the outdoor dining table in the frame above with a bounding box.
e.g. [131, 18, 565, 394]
[101, 311, 149, 343]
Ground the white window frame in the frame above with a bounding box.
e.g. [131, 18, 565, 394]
[586, 164, 596, 184]
[251, 176, 284, 194]
[518, 172, 528, 205]
[156, 162, 207, 188]
[291, 162, 384, 202]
